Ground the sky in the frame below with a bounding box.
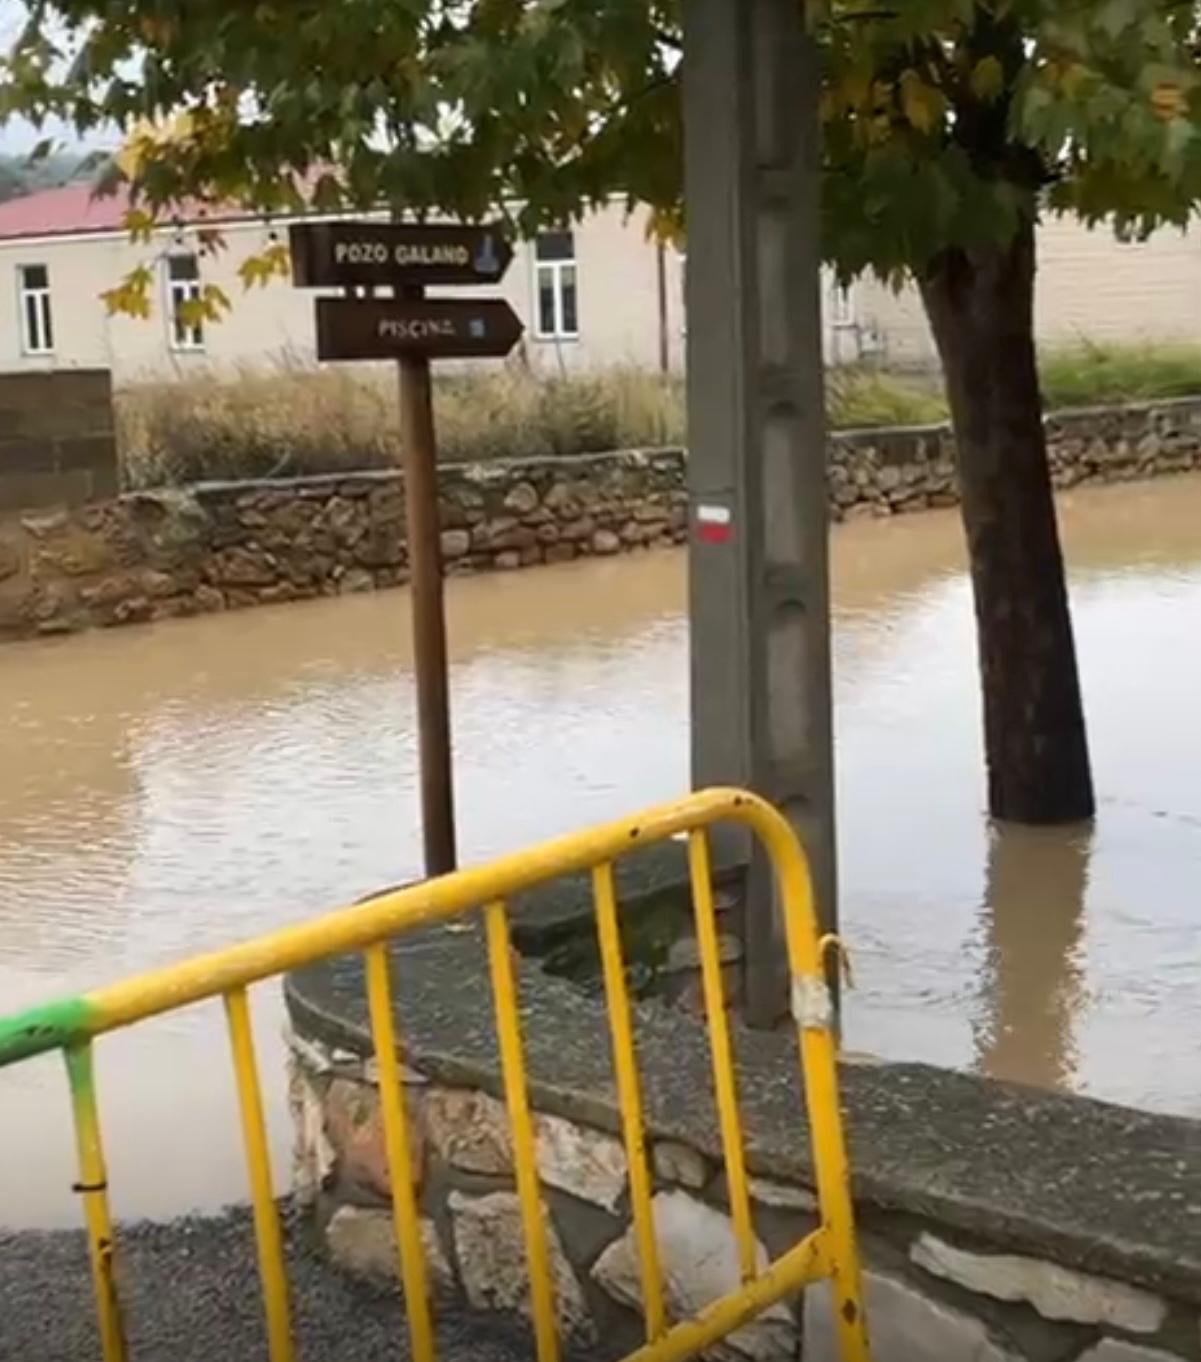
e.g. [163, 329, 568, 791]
[0, 0, 83, 154]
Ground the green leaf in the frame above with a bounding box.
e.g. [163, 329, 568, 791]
[970, 56, 1004, 104]
[899, 69, 945, 135]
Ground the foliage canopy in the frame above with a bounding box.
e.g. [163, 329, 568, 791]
[1, 0, 1199, 282]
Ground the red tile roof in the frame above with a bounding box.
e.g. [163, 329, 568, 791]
[0, 181, 269, 241]
[0, 181, 132, 239]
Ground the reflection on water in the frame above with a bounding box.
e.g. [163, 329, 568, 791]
[974, 823, 1092, 1091]
[2, 472, 1201, 1228]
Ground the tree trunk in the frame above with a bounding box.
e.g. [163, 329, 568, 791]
[919, 220, 1095, 824]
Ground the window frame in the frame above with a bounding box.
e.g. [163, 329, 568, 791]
[532, 232, 579, 341]
[165, 252, 206, 352]
[828, 279, 856, 329]
[17, 263, 54, 356]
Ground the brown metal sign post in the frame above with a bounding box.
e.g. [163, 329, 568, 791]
[397, 299, 457, 877]
[291, 223, 522, 878]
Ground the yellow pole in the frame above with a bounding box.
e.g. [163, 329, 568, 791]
[484, 901, 560, 1362]
[593, 862, 667, 1340]
[772, 825, 872, 1362]
[4, 790, 821, 1061]
[687, 830, 757, 1283]
[621, 1229, 829, 1362]
[364, 943, 437, 1362]
[224, 987, 294, 1362]
[64, 1043, 127, 1362]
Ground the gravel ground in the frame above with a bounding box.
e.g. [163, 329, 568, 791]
[0, 1204, 532, 1362]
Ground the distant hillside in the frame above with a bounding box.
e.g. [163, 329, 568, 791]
[0, 150, 107, 203]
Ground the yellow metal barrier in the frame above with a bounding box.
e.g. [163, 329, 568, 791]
[0, 788, 871, 1362]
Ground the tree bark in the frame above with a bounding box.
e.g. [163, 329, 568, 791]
[919, 220, 1095, 824]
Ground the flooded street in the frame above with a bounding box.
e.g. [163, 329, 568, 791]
[2, 473, 1200, 1228]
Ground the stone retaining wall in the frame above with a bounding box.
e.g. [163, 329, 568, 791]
[831, 396, 1201, 518]
[3, 397, 1201, 642]
[285, 1024, 1201, 1362]
[284, 845, 1201, 1362]
[0, 451, 687, 641]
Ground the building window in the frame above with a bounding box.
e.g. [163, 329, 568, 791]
[18, 264, 54, 354]
[534, 231, 578, 340]
[677, 250, 688, 336]
[167, 252, 205, 350]
[829, 280, 855, 327]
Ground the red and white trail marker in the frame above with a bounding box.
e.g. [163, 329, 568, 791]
[696, 503, 733, 544]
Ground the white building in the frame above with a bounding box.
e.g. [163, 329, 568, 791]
[0, 185, 694, 381]
[1, 181, 1198, 383]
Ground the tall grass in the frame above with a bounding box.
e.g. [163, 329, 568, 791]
[1038, 340, 1201, 410]
[116, 364, 399, 486]
[117, 362, 946, 488]
[115, 342, 1201, 489]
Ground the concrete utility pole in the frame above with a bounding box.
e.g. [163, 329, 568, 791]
[683, 0, 837, 1026]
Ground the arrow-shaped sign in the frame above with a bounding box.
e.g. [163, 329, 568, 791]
[291, 221, 514, 288]
[315, 297, 525, 362]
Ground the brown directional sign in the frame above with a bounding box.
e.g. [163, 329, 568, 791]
[315, 297, 524, 361]
[290, 221, 514, 288]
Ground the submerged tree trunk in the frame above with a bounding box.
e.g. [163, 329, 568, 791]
[919, 220, 1095, 824]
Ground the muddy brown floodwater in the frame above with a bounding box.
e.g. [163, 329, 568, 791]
[2, 473, 1200, 1229]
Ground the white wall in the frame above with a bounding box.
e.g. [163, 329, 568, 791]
[4, 203, 1199, 384]
[1035, 215, 1201, 346]
[0, 201, 675, 384]
[851, 216, 1201, 370]
[0, 232, 116, 372]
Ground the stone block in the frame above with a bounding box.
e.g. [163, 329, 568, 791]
[353, 524, 404, 569]
[33, 525, 115, 578]
[664, 933, 742, 975]
[804, 1271, 1020, 1362]
[258, 582, 300, 605]
[338, 568, 375, 595]
[1074, 1344, 1181, 1362]
[910, 1233, 1167, 1334]
[593, 1190, 795, 1361]
[543, 482, 581, 516]
[534, 1112, 627, 1211]
[79, 573, 138, 608]
[326, 1205, 454, 1295]
[288, 1059, 334, 1205]
[139, 568, 181, 599]
[322, 496, 363, 543]
[325, 1076, 424, 1200]
[748, 1178, 817, 1213]
[592, 528, 621, 556]
[491, 521, 539, 551]
[207, 546, 277, 588]
[559, 516, 596, 543]
[423, 1087, 512, 1175]
[503, 481, 540, 515]
[107, 595, 151, 625]
[653, 1141, 710, 1191]
[440, 528, 471, 560]
[193, 584, 225, 613]
[449, 1190, 594, 1342]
